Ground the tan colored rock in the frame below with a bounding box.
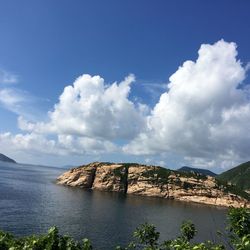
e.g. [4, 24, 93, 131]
[127, 165, 169, 197]
[92, 164, 127, 192]
[57, 162, 98, 188]
[57, 162, 250, 208]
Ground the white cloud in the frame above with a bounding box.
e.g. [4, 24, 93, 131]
[141, 82, 168, 103]
[124, 40, 250, 168]
[57, 134, 117, 155]
[0, 69, 18, 84]
[0, 74, 143, 159]
[0, 132, 117, 158]
[0, 132, 59, 155]
[20, 74, 146, 140]
[1, 40, 250, 170]
[0, 88, 26, 113]
[0, 87, 41, 119]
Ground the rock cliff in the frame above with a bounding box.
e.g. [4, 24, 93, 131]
[57, 162, 250, 208]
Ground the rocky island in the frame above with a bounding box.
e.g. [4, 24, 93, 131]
[57, 162, 250, 208]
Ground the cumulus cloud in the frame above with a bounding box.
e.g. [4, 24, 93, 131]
[19, 74, 146, 140]
[0, 74, 143, 157]
[1, 40, 250, 169]
[124, 40, 250, 168]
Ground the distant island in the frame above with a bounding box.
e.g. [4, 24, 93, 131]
[57, 162, 250, 208]
[0, 153, 16, 164]
[178, 166, 217, 177]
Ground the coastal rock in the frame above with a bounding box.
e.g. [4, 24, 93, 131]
[92, 164, 127, 192]
[57, 162, 97, 188]
[57, 162, 250, 208]
[127, 165, 169, 197]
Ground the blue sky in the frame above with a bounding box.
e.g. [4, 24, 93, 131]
[0, 1, 250, 172]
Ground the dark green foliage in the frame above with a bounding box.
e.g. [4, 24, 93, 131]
[118, 220, 225, 250]
[121, 163, 140, 168]
[180, 220, 197, 241]
[182, 182, 195, 190]
[117, 208, 249, 250]
[141, 167, 171, 184]
[217, 161, 250, 190]
[113, 166, 128, 178]
[177, 170, 208, 181]
[228, 207, 250, 238]
[154, 167, 172, 178]
[227, 207, 250, 250]
[0, 227, 92, 250]
[133, 223, 160, 248]
[215, 179, 250, 201]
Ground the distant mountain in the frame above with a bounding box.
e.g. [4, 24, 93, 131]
[178, 166, 217, 177]
[0, 153, 16, 163]
[218, 161, 250, 191]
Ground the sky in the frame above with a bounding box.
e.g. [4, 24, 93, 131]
[0, 0, 250, 172]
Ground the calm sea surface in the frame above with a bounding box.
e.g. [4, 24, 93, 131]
[0, 161, 228, 249]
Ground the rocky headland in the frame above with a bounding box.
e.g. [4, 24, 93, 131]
[57, 162, 250, 208]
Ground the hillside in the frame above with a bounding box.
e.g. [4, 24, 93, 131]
[0, 153, 16, 163]
[57, 162, 250, 208]
[178, 166, 217, 177]
[217, 161, 250, 191]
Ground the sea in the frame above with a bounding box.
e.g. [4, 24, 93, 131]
[0, 161, 228, 249]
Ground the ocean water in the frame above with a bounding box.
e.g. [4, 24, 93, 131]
[0, 161, 228, 249]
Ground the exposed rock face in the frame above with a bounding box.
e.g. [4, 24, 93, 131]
[57, 162, 98, 188]
[92, 164, 128, 192]
[127, 165, 169, 197]
[58, 163, 128, 192]
[57, 162, 250, 208]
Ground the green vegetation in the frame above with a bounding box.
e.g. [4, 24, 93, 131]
[77, 162, 250, 201]
[176, 170, 208, 181]
[121, 163, 140, 168]
[113, 166, 127, 177]
[141, 167, 172, 184]
[182, 181, 196, 190]
[119, 163, 249, 200]
[116, 208, 250, 249]
[215, 179, 250, 201]
[217, 161, 250, 191]
[113, 166, 128, 188]
[1, 208, 250, 250]
[0, 227, 92, 250]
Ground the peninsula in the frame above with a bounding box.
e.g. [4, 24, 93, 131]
[57, 162, 250, 208]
